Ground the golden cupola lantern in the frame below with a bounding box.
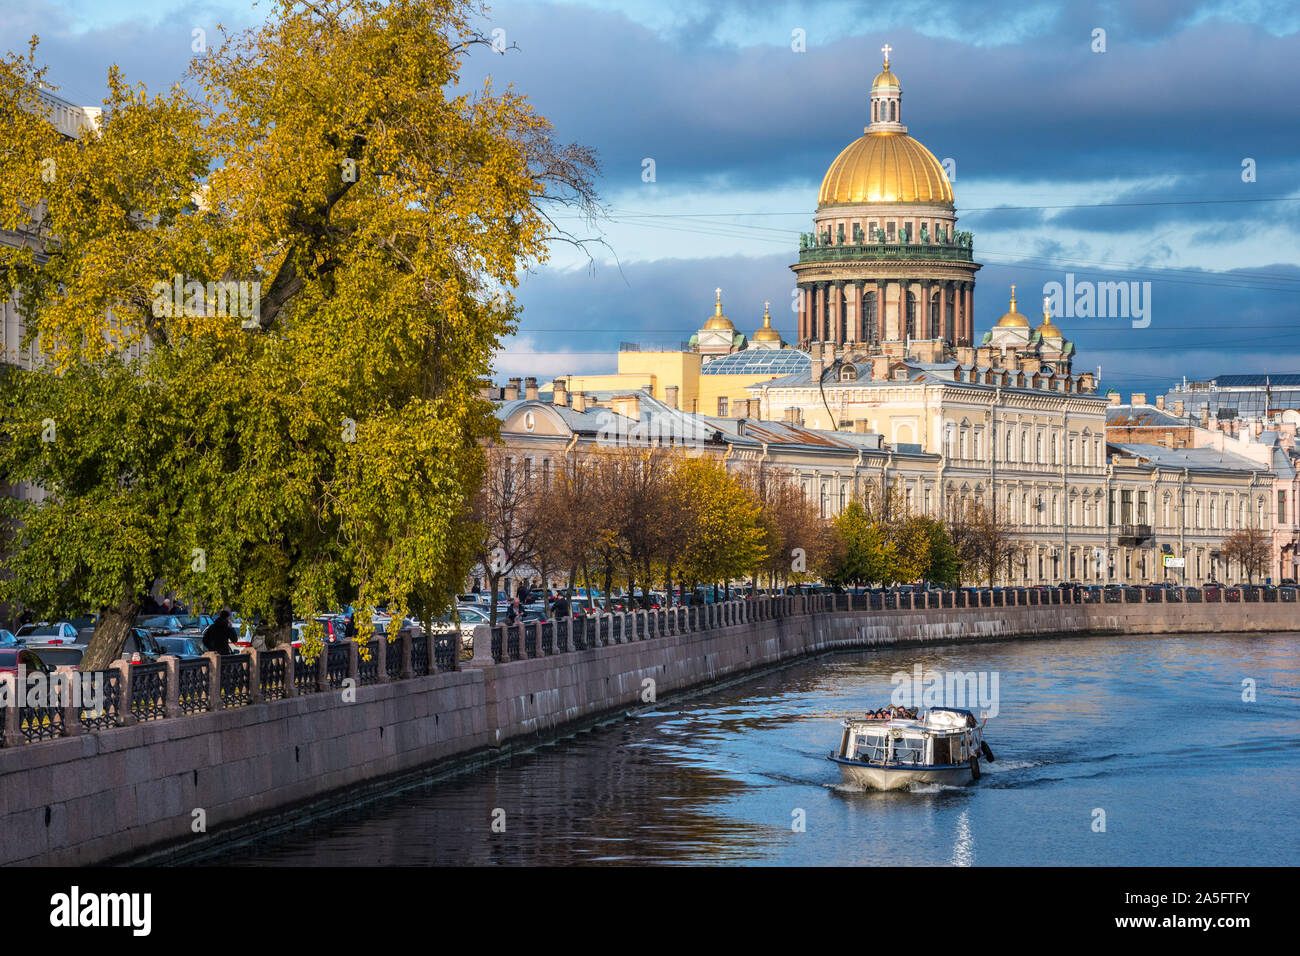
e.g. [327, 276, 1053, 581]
[994, 285, 1030, 328]
[752, 301, 783, 343]
[703, 287, 735, 330]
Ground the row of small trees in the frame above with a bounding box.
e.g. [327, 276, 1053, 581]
[470, 445, 1023, 622]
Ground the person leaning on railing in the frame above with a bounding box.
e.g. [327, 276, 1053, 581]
[202, 610, 237, 655]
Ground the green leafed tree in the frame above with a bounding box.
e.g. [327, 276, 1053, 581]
[0, 0, 598, 667]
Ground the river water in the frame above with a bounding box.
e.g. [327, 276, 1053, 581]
[208, 632, 1299, 866]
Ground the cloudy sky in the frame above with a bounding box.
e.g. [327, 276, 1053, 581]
[9, 0, 1300, 396]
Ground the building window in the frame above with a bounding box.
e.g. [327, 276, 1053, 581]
[862, 291, 877, 344]
[1280, 490, 1287, 524]
[718, 397, 728, 416]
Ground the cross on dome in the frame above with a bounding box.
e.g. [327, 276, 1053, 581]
[881, 43, 892, 67]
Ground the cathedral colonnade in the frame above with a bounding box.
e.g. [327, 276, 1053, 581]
[797, 278, 974, 349]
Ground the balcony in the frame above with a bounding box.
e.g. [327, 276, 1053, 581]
[1118, 523, 1152, 546]
[796, 238, 976, 266]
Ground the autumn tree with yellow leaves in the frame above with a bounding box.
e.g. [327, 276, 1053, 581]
[0, 0, 598, 667]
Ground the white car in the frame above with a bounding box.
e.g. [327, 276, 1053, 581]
[427, 605, 490, 649]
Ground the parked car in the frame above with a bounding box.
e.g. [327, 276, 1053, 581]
[156, 635, 207, 659]
[15, 621, 79, 645]
[124, 627, 165, 662]
[22, 644, 86, 669]
[175, 614, 214, 634]
[0, 629, 18, 647]
[135, 615, 185, 637]
[0, 647, 52, 675]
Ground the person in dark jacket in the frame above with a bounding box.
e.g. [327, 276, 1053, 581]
[548, 590, 569, 621]
[202, 610, 237, 655]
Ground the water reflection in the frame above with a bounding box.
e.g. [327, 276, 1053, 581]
[203, 632, 1300, 867]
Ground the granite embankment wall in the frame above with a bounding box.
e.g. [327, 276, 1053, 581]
[2, 599, 1294, 866]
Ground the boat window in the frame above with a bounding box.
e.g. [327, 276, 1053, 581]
[891, 737, 924, 764]
[932, 737, 956, 764]
[855, 734, 888, 762]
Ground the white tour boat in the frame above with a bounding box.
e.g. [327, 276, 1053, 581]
[829, 707, 994, 790]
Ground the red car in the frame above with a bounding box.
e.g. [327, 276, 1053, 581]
[0, 648, 52, 675]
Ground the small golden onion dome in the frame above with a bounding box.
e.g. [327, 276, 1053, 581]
[752, 301, 783, 343]
[703, 287, 735, 330]
[818, 132, 953, 205]
[872, 68, 900, 89]
[1036, 297, 1063, 337]
[995, 285, 1030, 328]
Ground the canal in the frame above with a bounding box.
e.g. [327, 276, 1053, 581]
[203, 632, 1300, 866]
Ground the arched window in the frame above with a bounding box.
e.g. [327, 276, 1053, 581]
[1021, 433, 1029, 460]
[862, 291, 877, 344]
[1006, 431, 1014, 461]
[1036, 434, 1043, 463]
[929, 291, 940, 338]
[905, 292, 917, 339]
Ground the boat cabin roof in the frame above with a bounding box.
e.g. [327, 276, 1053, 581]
[843, 717, 968, 736]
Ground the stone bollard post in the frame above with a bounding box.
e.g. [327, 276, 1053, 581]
[399, 630, 413, 678]
[317, 643, 330, 692]
[161, 655, 182, 718]
[532, 621, 544, 657]
[347, 639, 359, 685]
[283, 645, 297, 697]
[375, 635, 389, 681]
[52, 666, 82, 738]
[204, 652, 223, 712]
[0, 673, 22, 747]
[246, 648, 263, 705]
[114, 660, 137, 726]
[447, 628, 462, 669]
[471, 625, 494, 665]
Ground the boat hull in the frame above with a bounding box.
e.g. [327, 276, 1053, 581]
[831, 757, 976, 791]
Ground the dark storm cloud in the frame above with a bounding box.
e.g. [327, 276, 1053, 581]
[467, 4, 1300, 198]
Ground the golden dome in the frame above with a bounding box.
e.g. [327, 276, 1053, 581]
[872, 68, 900, 89]
[703, 287, 734, 330]
[1036, 297, 1063, 337]
[994, 285, 1030, 328]
[818, 132, 954, 206]
[751, 301, 783, 343]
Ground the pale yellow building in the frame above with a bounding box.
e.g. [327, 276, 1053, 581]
[544, 291, 810, 417]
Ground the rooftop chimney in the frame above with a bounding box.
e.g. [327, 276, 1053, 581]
[1155, 395, 1165, 410]
[665, 385, 679, 410]
[1173, 400, 1185, 418]
[504, 377, 521, 401]
[611, 394, 640, 421]
[524, 376, 538, 401]
[1108, 393, 1122, 406]
[1131, 392, 1147, 406]
[810, 342, 824, 382]
[572, 391, 587, 413]
[1200, 406, 1210, 428]
[553, 378, 568, 407]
